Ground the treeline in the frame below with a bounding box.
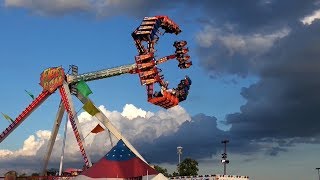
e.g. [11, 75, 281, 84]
[154, 157, 199, 177]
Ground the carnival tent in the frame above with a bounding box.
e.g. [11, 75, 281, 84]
[75, 139, 163, 180]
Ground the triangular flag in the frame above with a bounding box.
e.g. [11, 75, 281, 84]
[25, 90, 35, 100]
[76, 80, 92, 97]
[91, 124, 105, 134]
[83, 100, 100, 116]
[1, 112, 14, 123]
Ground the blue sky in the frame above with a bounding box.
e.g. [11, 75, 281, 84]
[1, 1, 320, 179]
[0, 7, 254, 147]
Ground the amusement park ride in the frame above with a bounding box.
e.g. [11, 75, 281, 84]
[0, 16, 192, 174]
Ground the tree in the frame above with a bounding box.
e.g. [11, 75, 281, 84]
[18, 173, 27, 177]
[177, 158, 199, 176]
[18, 173, 28, 180]
[154, 165, 169, 177]
[31, 172, 40, 176]
[172, 171, 179, 177]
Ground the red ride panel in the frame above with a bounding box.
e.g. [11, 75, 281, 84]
[148, 91, 179, 109]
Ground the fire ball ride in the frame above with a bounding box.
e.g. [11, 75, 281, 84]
[0, 16, 192, 174]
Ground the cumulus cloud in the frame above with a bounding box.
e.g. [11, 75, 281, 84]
[192, 0, 318, 32]
[4, 0, 92, 15]
[196, 25, 290, 53]
[193, 0, 320, 77]
[0, 103, 302, 175]
[196, 26, 289, 77]
[301, 9, 320, 25]
[0, 104, 191, 175]
[3, 0, 179, 17]
[121, 104, 154, 120]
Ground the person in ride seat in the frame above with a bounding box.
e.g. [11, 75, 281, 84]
[185, 75, 192, 85]
[166, 87, 176, 95]
[178, 89, 186, 101]
[162, 81, 169, 89]
[153, 91, 162, 97]
[178, 62, 187, 69]
[177, 82, 184, 90]
[185, 61, 192, 68]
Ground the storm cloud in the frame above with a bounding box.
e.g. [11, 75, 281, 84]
[226, 21, 320, 141]
[193, 0, 320, 155]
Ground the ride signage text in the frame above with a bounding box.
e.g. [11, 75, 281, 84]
[40, 67, 65, 93]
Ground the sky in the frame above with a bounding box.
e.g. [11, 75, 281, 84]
[0, 0, 320, 179]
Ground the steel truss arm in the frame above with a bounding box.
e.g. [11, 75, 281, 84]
[41, 100, 65, 175]
[59, 81, 92, 168]
[0, 91, 51, 143]
[68, 64, 137, 84]
[67, 56, 176, 85]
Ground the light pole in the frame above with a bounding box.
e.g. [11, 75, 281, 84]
[316, 168, 320, 180]
[177, 146, 183, 165]
[221, 140, 230, 175]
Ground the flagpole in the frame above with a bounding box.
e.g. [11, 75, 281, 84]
[59, 114, 68, 176]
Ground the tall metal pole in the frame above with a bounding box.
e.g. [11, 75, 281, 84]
[177, 146, 183, 165]
[177, 146, 183, 175]
[221, 140, 230, 175]
[224, 142, 226, 175]
[316, 168, 320, 180]
[59, 114, 68, 176]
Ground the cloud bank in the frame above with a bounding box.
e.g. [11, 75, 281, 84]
[193, 0, 320, 156]
[3, 0, 179, 17]
[0, 104, 192, 175]
[1, 102, 307, 175]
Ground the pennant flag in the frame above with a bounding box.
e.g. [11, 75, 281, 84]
[76, 80, 92, 97]
[91, 124, 105, 134]
[75, 139, 159, 179]
[1, 113, 14, 123]
[25, 90, 35, 100]
[83, 100, 100, 116]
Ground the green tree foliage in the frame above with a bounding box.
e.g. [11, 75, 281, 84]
[154, 165, 169, 177]
[31, 172, 40, 176]
[178, 158, 199, 176]
[18, 173, 28, 180]
[172, 171, 179, 177]
[18, 173, 27, 177]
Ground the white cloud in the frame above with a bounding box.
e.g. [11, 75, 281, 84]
[4, 0, 92, 15]
[3, 0, 155, 17]
[0, 130, 52, 158]
[301, 9, 320, 25]
[0, 104, 190, 175]
[121, 104, 154, 120]
[0, 149, 13, 157]
[196, 25, 290, 56]
[195, 25, 218, 48]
